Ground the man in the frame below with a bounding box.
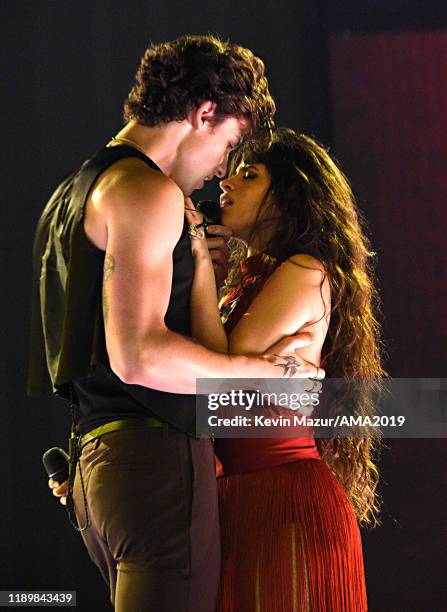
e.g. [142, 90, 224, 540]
[29, 35, 320, 611]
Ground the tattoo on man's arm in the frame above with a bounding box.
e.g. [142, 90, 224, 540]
[102, 254, 115, 323]
[273, 355, 302, 378]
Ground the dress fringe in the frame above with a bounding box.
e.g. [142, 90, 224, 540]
[217, 459, 367, 612]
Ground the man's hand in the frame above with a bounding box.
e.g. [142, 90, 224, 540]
[49, 478, 68, 506]
[265, 333, 325, 380]
[205, 224, 233, 286]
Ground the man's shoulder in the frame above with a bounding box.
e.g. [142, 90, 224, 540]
[93, 156, 183, 213]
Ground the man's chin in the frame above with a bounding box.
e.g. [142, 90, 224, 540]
[171, 177, 198, 197]
[181, 186, 195, 197]
[186, 181, 204, 195]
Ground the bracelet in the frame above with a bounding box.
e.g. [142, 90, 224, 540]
[309, 366, 323, 381]
[188, 222, 208, 240]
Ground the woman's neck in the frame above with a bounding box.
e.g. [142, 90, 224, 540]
[245, 213, 280, 258]
[246, 228, 272, 258]
[246, 245, 259, 258]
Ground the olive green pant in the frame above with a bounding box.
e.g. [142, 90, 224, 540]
[73, 426, 220, 611]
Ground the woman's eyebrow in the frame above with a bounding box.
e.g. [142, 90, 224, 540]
[233, 162, 259, 175]
[239, 164, 258, 171]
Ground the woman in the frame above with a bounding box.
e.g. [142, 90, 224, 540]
[185, 128, 384, 611]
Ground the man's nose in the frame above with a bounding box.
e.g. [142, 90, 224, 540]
[217, 145, 234, 179]
[215, 159, 227, 179]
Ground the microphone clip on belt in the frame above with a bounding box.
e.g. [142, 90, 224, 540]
[41, 383, 90, 532]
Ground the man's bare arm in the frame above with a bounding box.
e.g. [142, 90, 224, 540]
[101, 164, 319, 393]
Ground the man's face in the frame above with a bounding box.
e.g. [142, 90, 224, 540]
[173, 115, 249, 195]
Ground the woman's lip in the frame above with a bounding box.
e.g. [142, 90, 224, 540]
[220, 196, 234, 208]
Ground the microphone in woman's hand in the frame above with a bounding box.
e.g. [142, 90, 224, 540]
[196, 200, 222, 232]
[42, 447, 69, 484]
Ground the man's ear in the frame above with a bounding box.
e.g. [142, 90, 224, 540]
[189, 100, 218, 130]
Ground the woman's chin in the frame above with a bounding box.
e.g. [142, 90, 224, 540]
[229, 230, 249, 245]
[221, 213, 249, 243]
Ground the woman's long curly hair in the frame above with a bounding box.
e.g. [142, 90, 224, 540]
[227, 128, 385, 526]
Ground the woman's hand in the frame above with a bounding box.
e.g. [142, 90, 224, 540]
[184, 198, 209, 255]
[205, 224, 232, 286]
[185, 198, 229, 352]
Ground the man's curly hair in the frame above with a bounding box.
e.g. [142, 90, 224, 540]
[124, 34, 276, 131]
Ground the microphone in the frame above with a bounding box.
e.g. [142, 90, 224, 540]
[42, 447, 69, 484]
[196, 200, 222, 230]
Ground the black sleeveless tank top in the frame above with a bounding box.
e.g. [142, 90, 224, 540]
[28, 144, 196, 435]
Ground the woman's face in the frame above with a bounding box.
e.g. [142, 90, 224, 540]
[219, 161, 274, 243]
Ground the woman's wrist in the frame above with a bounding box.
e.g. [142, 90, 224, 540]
[192, 242, 212, 262]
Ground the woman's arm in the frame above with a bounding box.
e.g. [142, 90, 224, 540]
[185, 202, 228, 353]
[229, 254, 331, 362]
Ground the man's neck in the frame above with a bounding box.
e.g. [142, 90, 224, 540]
[114, 119, 189, 178]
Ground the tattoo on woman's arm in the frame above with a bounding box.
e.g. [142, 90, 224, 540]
[102, 254, 115, 323]
[273, 355, 302, 378]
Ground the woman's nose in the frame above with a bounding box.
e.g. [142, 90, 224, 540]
[219, 176, 234, 191]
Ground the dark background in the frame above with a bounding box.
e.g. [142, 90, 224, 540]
[2, 1, 447, 610]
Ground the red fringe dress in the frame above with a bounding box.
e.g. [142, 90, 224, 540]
[215, 254, 367, 612]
